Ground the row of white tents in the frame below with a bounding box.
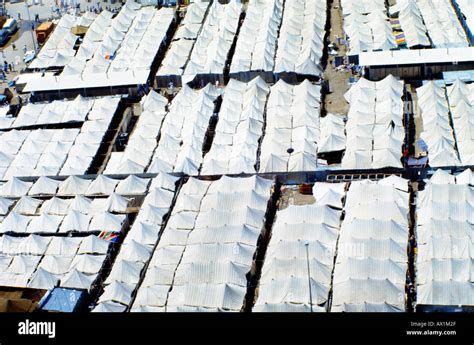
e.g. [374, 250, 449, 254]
[416, 169, 474, 306]
[342, 75, 405, 169]
[332, 176, 410, 312]
[0, 234, 110, 291]
[147, 84, 221, 175]
[254, 183, 345, 312]
[0, 174, 150, 199]
[128, 175, 272, 312]
[157, 2, 210, 84]
[0, 129, 79, 180]
[416, 81, 461, 167]
[29, 14, 79, 69]
[416, 0, 469, 48]
[5, 95, 110, 130]
[258, 79, 331, 173]
[0, 202, 127, 236]
[446, 80, 474, 165]
[274, 0, 326, 76]
[0, 96, 120, 179]
[93, 174, 179, 312]
[108, 7, 174, 74]
[201, 77, 269, 175]
[230, 0, 283, 77]
[182, 1, 242, 84]
[341, 0, 398, 55]
[105, 90, 168, 174]
[0, 192, 130, 234]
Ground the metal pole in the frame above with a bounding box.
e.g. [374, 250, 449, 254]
[25, 1, 37, 50]
[305, 241, 313, 312]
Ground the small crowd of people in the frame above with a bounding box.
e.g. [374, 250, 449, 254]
[0, 60, 14, 81]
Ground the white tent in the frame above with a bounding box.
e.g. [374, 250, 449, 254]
[92, 301, 127, 313]
[69, 195, 93, 214]
[89, 212, 125, 232]
[70, 254, 106, 275]
[28, 268, 59, 290]
[59, 210, 92, 233]
[105, 193, 130, 213]
[45, 237, 81, 256]
[0, 212, 31, 233]
[0, 178, 32, 197]
[13, 196, 42, 215]
[28, 177, 60, 196]
[115, 175, 150, 195]
[58, 176, 92, 196]
[0, 197, 14, 215]
[26, 213, 63, 234]
[78, 235, 110, 255]
[61, 269, 95, 290]
[86, 175, 120, 196]
[105, 260, 143, 285]
[98, 281, 135, 305]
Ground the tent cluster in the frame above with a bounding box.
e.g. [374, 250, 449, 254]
[230, 0, 283, 75]
[0, 96, 119, 179]
[146, 84, 221, 175]
[259, 79, 325, 173]
[63, 11, 114, 75]
[342, 75, 404, 169]
[9, 95, 95, 129]
[105, 91, 168, 174]
[446, 80, 474, 165]
[341, 0, 397, 55]
[93, 174, 178, 312]
[332, 177, 409, 312]
[129, 175, 272, 312]
[416, 0, 469, 48]
[416, 169, 474, 306]
[182, 1, 242, 84]
[0, 129, 79, 180]
[417, 81, 461, 167]
[201, 77, 269, 175]
[254, 183, 345, 312]
[61, 2, 174, 77]
[389, 0, 430, 48]
[0, 234, 110, 291]
[60, 96, 121, 175]
[29, 14, 79, 69]
[108, 7, 174, 73]
[156, 2, 209, 84]
[56, 174, 149, 197]
[0, 179, 131, 234]
[274, 0, 326, 76]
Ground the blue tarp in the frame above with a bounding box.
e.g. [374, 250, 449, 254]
[39, 287, 88, 313]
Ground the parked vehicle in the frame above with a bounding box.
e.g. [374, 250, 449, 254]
[0, 29, 9, 46]
[2, 18, 18, 35]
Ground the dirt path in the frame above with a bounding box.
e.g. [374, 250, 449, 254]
[323, 0, 350, 115]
